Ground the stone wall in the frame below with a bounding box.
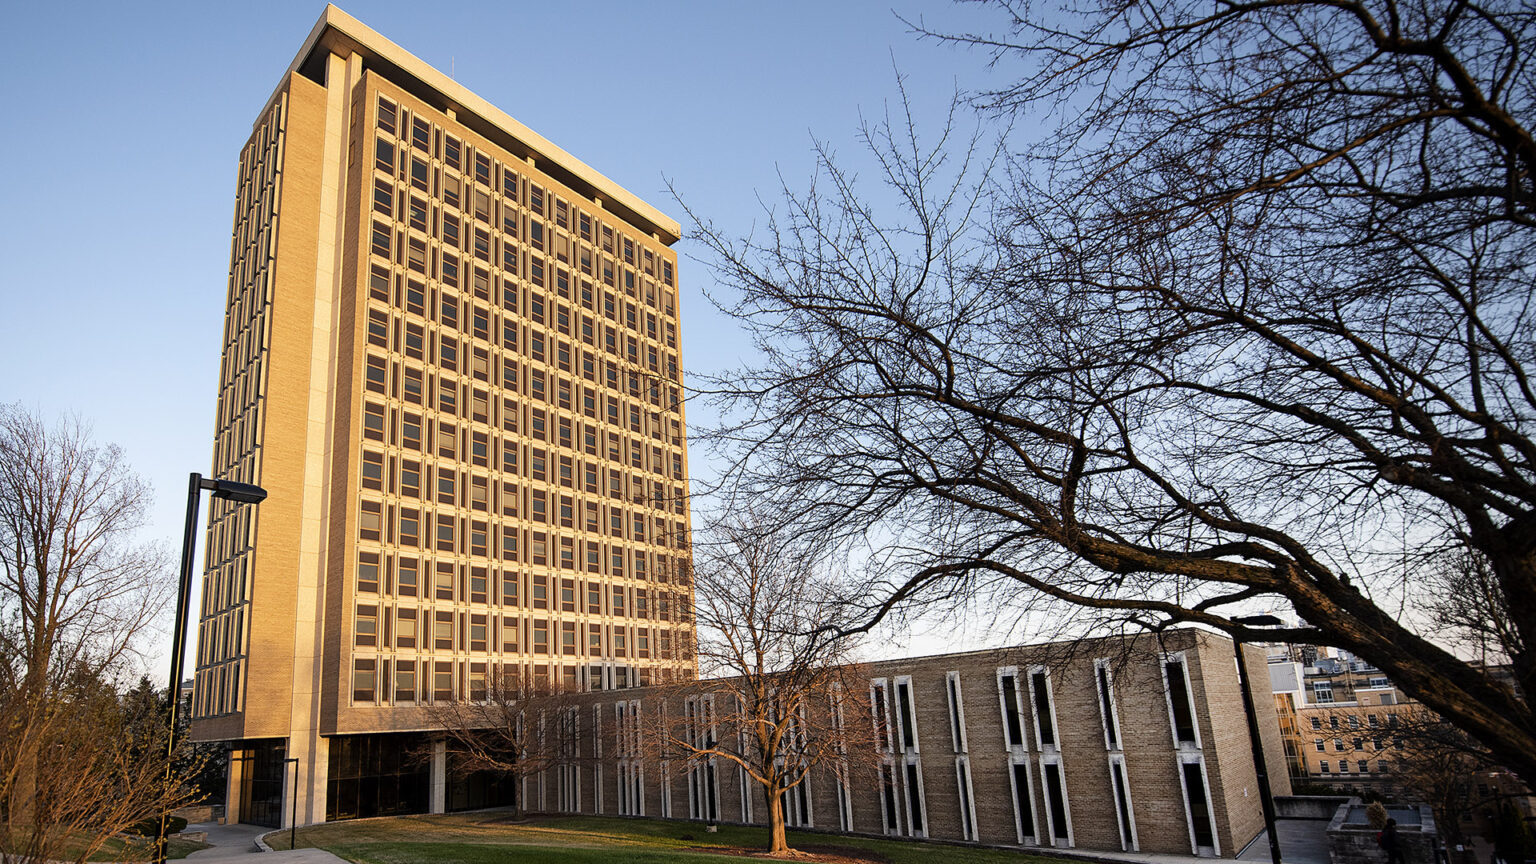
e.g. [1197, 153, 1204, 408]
[1278, 796, 1353, 820]
[1327, 800, 1437, 864]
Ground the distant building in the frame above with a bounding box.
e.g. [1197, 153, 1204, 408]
[1268, 646, 1414, 793]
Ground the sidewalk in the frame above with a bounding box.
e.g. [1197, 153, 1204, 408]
[1021, 819, 1330, 864]
[1236, 819, 1332, 864]
[183, 822, 347, 863]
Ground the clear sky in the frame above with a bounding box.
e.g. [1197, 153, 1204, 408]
[0, 1, 1017, 677]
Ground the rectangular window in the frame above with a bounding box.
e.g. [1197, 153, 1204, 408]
[1000, 671, 1025, 747]
[1164, 656, 1199, 745]
[1011, 760, 1036, 844]
[354, 605, 377, 647]
[1181, 760, 1216, 852]
[393, 660, 416, 702]
[1031, 669, 1057, 749]
[357, 552, 380, 593]
[894, 677, 918, 752]
[905, 761, 925, 836]
[395, 610, 417, 649]
[396, 560, 418, 598]
[352, 659, 376, 703]
[1043, 761, 1071, 846]
[1111, 756, 1136, 850]
[1096, 660, 1121, 750]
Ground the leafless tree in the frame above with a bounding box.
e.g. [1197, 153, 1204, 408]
[419, 669, 588, 820]
[689, 0, 1536, 782]
[0, 405, 185, 862]
[644, 517, 875, 855]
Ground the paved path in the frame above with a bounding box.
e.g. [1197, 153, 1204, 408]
[183, 822, 347, 863]
[1237, 819, 1333, 864]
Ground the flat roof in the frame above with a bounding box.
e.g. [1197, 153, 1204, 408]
[262, 4, 681, 246]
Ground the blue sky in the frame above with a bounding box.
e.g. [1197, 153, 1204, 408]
[0, 1, 1015, 672]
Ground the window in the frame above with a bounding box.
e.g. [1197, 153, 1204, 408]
[397, 559, 418, 597]
[1315, 739, 1325, 751]
[434, 612, 453, 650]
[999, 670, 1025, 747]
[1031, 669, 1057, 749]
[394, 660, 416, 701]
[1180, 760, 1215, 852]
[894, 677, 918, 752]
[1095, 660, 1121, 750]
[354, 605, 377, 647]
[396, 610, 417, 648]
[399, 509, 419, 547]
[1310, 717, 1323, 731]
[362, 403, 385, 441]
[1164, 656, 1199, 745]
[357, 552, 379, 593]
[1319, 760, 1331, 774]
[352, 660, 376, 703]
[358, 501, 381, 541]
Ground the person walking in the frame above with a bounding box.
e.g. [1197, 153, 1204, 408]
[1381, 817, 1404, 864]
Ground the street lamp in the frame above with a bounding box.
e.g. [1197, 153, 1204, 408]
[1232, 613, 1285, 864]
[285, 756, 300, 852]
[154, 473, 267, 864]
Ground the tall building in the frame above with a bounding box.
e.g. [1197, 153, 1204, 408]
[189, 5, 695, 827]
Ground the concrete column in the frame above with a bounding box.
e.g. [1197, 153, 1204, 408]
[430, 740, 447, 814]
[224, 749, 245, 825]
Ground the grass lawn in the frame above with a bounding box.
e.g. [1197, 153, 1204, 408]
[268, 812, 1072, 863]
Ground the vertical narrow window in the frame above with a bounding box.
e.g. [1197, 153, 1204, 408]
[999, 670, 1025, 748]
[1096, 660, 1121, 750]
[1164, 655, 1200, 745]
[871, 680, 892, 751]
[1181, 760, 1217, 852]
[894, 677, 918, 752]
[904, 761, 925, 837]
[946, 672, 968, 752]
[955, 759, 977, 841]
[1043, 761, 1071, 846]
[1030, 669, 1057, 748]
[1110, 755, 1137, 850]
[879, 763, 900, 835]
[1011, 761, 1037, 844]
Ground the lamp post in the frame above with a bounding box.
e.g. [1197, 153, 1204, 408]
[1232, 613, 1285, 864]
[154, 473, 267, 864]
[285, 756, 300, 852]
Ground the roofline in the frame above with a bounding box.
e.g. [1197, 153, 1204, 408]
[258, 4, 681, 246]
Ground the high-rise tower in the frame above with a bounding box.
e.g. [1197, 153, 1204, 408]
[190, 5, 694, 826]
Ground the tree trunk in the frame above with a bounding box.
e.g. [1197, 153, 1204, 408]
[765, 784, 790, 854]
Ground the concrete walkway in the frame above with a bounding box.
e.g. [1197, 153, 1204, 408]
[1237, 819, 1333, 864]
[183, 822, 347, 863]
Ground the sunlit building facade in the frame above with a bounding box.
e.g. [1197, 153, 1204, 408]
[188, 5, 695, 827]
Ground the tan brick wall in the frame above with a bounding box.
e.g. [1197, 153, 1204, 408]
[237, 71, 330, 742]
[540, 630, 1276, 858]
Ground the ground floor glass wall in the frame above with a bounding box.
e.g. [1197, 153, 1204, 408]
[325, 733, 430, 821]
[237, 740, 287, 828]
